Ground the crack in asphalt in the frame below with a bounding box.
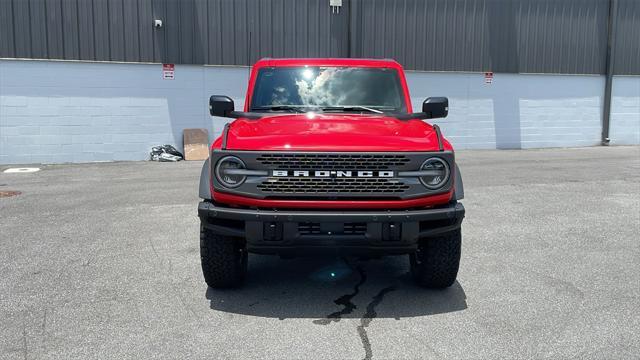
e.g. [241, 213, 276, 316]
[22, 323, 28, 360]
[311, 259, 397, 360]
[357, 286, 397, 360]
[313, 264, 367, 325]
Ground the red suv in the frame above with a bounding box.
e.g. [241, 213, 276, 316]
[198, 58, 465, 288]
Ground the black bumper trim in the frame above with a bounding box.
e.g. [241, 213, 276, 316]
[198, 201, 464, 223]
[198, 201, 464, 255]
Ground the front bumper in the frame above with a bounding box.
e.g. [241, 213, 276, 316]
[198, 201, 465, 256]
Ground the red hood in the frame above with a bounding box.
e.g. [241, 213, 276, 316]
[216, 113, 451, 152]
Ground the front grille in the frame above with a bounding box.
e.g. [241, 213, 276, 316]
[298, 222, 367, 235]
[256, 153, 410, 170]
[258, 177, 410, 194]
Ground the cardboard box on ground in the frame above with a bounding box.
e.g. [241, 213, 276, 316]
[183, 128, 209, 161]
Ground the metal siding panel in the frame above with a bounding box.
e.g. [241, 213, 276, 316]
[486, 0, 518, 73]
[614, 0, 640, 75]
[207, 0, 222, 64]
[351, 0, 608, 74]
[12, 0, 31, 58]
[93, 0, 111, 60]
[233, 0, 248, 65]
[46, 0, 65, 59]
[246, 0, 255, 58]
[255, 0, 271, 61]
[514, 0, 608, 74]
[401, 0, 411, 68]
[138, 0, 154, 62]
[108, 0, 125, 61]
[123, 0, 141, 62]
[349, 0, 361, 57]
[420, 0, 431, 70]
[403, 0, 421, 69]
[369, 0, 378, 58]
[164, 0, 180, 63]
[471, 0, 488, 71]
[0, 0, 14, 57]
[306, 0, 319, 57]
[247, 0, 260, 64]
[272, 0, 285, 58]
[293, 0, 305, 57]
[0, 0, 624, 74]
[77, 0, 95, 60]
[219, 0, 235, 64]
[328, 0, 348, 57]
[62, 0, 80, 59]
[193, 0, 208, 64]
[151, 0, 167, 62]
[326, 0, 334, 56]
[29, 0, 48, 59]
[437, 0, 448, 70]
[383, 0, 393, 59]
[179, 0, 194, 63]
[320, 0, 330, 56]
[451, 0, 461, 70]
[283, 0, 295, 57]
[594, 0, 608, 73]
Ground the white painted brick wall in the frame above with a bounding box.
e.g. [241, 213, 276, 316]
[0, 60, 248, 164]
[1, 59, 637, 164]
[610, 76, 640, 145]
[406, 71, 605, 149]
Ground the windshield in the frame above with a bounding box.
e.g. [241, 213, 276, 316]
[249, 67, 407, 114]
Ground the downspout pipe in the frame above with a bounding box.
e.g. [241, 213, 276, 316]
[602, 0, 618, 146]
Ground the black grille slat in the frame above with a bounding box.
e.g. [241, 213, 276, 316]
[344, 223, 367, 235]
[298, 222, 321, 235]
[298, 222, 367, 236]
[256, 154, 410, 170]
[258, 178, 410, 194]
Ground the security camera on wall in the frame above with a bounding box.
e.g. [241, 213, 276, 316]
[154, 19, 163, 28]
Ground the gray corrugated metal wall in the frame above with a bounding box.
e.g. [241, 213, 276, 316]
[613, 0, 640, 75]
[0, 0, 348, 64]
[350, 0, 610, 74]
[0, 0, 638, 74]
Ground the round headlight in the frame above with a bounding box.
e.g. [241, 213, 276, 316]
[215, 156, 246, 188]
[419, 157, 450, 189]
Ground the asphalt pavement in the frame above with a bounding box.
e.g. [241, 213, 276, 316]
[1, 146, 639, 359]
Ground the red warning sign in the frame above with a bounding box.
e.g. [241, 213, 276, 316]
[163, 64, 175, 80]
[484, 71, 493, 84]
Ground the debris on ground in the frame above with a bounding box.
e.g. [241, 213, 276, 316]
[0, 191, 21, 198]
[150, 145, 184, 162]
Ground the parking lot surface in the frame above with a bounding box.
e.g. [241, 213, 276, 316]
[1, 146, 639, 359]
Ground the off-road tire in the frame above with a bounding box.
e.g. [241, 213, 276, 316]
[200, 225, 248, 288]
[410, 229, 461, 288]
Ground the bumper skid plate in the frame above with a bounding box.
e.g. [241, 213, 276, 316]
[198, 201, 464, 255]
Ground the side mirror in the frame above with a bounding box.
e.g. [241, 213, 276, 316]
[422, 97, 448, 119]
[209, 95, 234, 117]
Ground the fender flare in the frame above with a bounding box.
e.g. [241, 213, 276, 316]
[454, 164, 464, 200]
[199, 158, 212, 200]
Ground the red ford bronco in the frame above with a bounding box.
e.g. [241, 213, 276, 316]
[198, 58, 464, 289]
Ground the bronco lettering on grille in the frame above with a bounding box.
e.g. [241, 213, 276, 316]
[272, 170, 394, 178]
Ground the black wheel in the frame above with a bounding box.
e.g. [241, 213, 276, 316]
[410, 229, 461, 288]
[200, 224, 248, 288]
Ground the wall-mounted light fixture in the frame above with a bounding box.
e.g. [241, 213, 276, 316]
[329, 0, 342, 14]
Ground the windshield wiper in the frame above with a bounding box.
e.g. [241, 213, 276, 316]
[320, 106, 384, 114]
[252, 105, 305, 113]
